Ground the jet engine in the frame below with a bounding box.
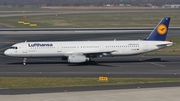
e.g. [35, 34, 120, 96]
[68, 55, 88, 63]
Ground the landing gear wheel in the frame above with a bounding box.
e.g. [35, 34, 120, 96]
[23, 62, 26, 66]
[23, 58, 27, 66]
[88, 58, 96, 65]
[90, 61, 96, 65]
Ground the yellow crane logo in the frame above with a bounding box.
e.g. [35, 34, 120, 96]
[157, 24, 167, 35]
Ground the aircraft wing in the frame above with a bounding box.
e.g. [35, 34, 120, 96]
[82, 50, 116, 55]
[64, 50, 116, 56]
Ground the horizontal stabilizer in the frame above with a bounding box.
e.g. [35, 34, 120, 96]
[156, 42, 173, 47]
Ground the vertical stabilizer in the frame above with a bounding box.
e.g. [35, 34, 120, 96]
[145, 17, 170, 41]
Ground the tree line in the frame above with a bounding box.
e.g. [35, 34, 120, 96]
[0, 0, 180, 7]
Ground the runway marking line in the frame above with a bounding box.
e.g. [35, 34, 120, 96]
[0, 46, 11, 52]
[0, 42, 16, 44]
[146, 62, 165, 67]
[0, 42, 17, 54]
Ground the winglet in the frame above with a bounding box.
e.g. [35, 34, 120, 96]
[144, 17, 170, 41]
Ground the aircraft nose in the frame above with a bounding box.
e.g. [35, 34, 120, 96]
[4, 49, 11, 56]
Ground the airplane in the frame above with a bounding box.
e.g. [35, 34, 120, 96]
[4, 17, 173, 65]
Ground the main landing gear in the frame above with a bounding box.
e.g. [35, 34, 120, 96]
[88, 58, 96, 65]
[23, 58, 27, 66]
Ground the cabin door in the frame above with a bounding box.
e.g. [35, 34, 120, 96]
[22, 43, 27, 53]
[143, 42, 148, 51]
[100, 44, 104, 51]
[57, 44, 62, 52]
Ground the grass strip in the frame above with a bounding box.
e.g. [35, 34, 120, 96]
[0, 77, 180, 89]
[1, 12, 180, 28]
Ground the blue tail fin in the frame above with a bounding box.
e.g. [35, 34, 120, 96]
[144, 17, 170, 41]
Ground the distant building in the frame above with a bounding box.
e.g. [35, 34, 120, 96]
[118, 4, 131, 7]
[162, 4, 180, 8]
[126, 4, 131, 7]
[103, 4, 115, 7]
[103, 4, 110, 7]
[119, 4, 124, 7]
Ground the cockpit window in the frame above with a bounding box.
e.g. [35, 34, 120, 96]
[10, 46, 18, 49]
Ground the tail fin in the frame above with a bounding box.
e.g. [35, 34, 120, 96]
[144, 17, 170, 41]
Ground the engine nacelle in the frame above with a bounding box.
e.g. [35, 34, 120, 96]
[68, 55, 88, 63]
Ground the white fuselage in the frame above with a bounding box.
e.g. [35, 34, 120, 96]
[4, 40, 173, 58]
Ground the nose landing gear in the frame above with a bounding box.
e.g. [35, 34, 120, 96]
[23, 58, 27, 66]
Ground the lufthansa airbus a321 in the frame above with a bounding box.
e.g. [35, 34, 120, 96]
[4, 17, 173, 65]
